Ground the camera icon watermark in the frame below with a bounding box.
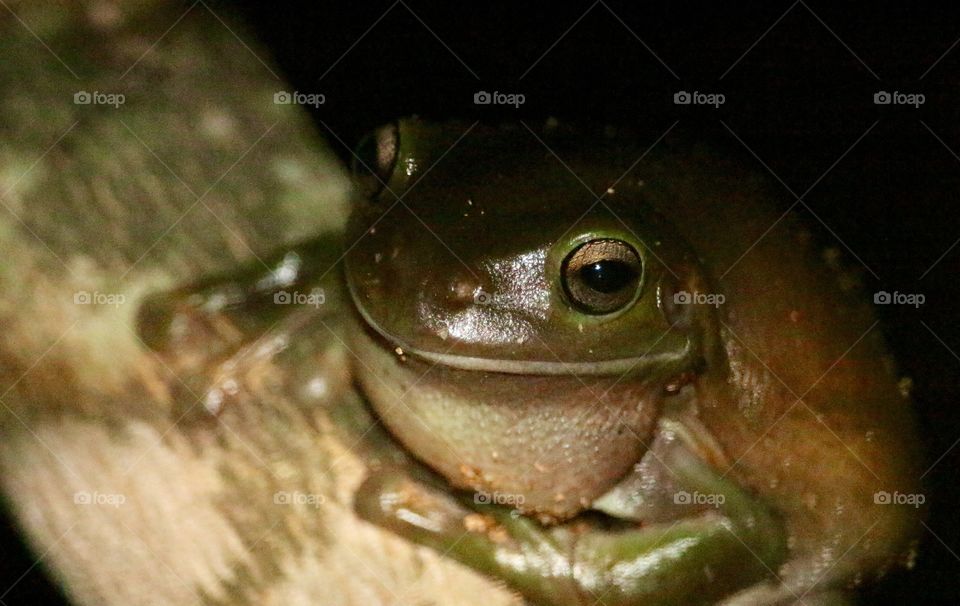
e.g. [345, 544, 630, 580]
[274, 90, 325, 108]
[873, 290, 924, 308]
[73, 90, 125, 108]
[73, 290, 126, 307]
[73, 490, 126, 508]
[672, 290, 725, 308]
[873, 90, 925, 108]
[273, 490, 326, 508]
[673, 90, 725, 108]
[273, 288, 326, 307]
[673, 490, 725, 507]
[874, 490, 924, 508]
[473, 289, 497, 305]
[474, 90, 526, 108]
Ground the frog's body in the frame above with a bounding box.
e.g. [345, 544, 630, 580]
[0, 3, 922, 605]
[133, 118, 921, 605]
[336, 120, 922, 603]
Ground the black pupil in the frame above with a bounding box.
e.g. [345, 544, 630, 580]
[579, 260, 635, 294]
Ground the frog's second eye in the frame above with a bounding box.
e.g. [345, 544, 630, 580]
[352, 123, 399, 198]
[562, 239, 643, 315]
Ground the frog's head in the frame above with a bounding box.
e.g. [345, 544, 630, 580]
[344, 118, 717, 520]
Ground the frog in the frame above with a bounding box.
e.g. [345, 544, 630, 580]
[135, 117, 924, 605]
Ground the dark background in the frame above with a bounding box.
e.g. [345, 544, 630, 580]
[2, 1, 958, 604]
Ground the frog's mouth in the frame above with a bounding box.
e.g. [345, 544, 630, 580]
[351, 297, 698, 377]
[346, 285, 706, 520]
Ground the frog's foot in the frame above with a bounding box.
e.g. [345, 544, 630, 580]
[354, 468, 584, 606]
[571, 439, 786, 605]
[356, 432, 788, 606]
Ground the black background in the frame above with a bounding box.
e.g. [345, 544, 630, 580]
[2, 1, 958, 604]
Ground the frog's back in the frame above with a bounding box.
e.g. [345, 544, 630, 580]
[637, 143, 922, 592]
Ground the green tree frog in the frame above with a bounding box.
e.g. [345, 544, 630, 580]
[139, 118, 923, 605]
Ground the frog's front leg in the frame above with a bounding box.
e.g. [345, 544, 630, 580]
[136, 235, 345, 419]
[356, 424, 788, 606]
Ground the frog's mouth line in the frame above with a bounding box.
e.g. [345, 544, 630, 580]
[351, 298, 696, 377]
[388, 341, 692, 376]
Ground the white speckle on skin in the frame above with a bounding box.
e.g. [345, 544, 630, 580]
[203, 293, 229, 313]
[306, 377, 328, 398]
[405, 158, 418, 176]
[222, 379, 239, 396]
[204, 389, 224, 416]
[200, 109, 238, 142]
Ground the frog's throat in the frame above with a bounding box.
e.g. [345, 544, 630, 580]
[350, 298, 697, 377]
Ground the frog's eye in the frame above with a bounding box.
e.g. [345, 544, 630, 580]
[352, 123, 399, 198]
[562, 239, 643, 315]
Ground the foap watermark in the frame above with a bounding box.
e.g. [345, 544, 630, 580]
[274, 90, 325, 108]
[274, 288, 326, 307]
[273, 490, 326, 508]
[74, 290, 126, 307]
[474, 490, 526, 507]
[874, 490, 924, 508]
[874, 290, 924, 308]
[473, 289, 499, 305]
[873, 90, 925, 108]
[74, 490, 126, 508]
[74, 90, 125, 108]
[674, 490, 725, 507]
[673, 290, 725, 308]
[474, 90, 526, 108]
[674, 90, 725, 108]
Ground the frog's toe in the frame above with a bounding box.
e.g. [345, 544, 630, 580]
[354, 469, 584, 606]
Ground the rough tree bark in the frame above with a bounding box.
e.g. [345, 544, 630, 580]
[0, 2, 520, 604]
